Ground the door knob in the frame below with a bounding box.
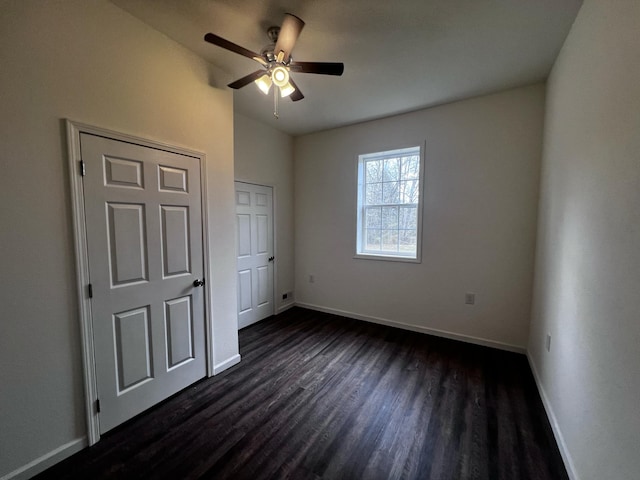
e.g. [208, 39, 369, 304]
[193, 278, 205, 287]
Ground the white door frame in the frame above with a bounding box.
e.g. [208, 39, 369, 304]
[66, 120, 215, 445]
[234, 180, 277, 323]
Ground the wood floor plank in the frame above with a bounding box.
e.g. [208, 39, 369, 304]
[34, 307, 568, 480]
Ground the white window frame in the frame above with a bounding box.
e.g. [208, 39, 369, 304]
[355, 144, 425, 263]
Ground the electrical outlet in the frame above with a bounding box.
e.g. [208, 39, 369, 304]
[282, 291, 293, 301]
[309, 275, 315, 283]
[546, 334, 552, 352]
[282, 293, 288, 300]
[465, 292, 476, 305]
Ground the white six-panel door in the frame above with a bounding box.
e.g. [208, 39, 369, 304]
[81, 133, 207, 433]
[235, 182, 274, 329]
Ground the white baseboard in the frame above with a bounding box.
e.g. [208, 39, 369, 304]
[2, 354, 240, 479]
[1, 437, 87, 480]
[213, 353, 241, 374]
[526, 353, 580, 480]
[295, 302, 526, 354]
[276, 302, 295, 315]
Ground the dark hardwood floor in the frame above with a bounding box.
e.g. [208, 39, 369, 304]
[35, 307, 568, 480]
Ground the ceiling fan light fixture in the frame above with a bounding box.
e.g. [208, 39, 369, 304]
[204, 12, 343, 118]
[279, 81, 296, 98]
[255, 74, 272, 95]
[271, 66, 290, 88]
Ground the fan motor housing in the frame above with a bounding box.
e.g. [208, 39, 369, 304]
[260, 44, 276, 63]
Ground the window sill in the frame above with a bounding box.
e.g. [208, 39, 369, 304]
[353, 253, 421, 264]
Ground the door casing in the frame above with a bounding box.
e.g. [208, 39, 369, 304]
[66, 120, 214, 445]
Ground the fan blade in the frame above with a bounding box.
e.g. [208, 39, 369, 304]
[228, 70, 266, 89]
[288, 61, 344, 76]
[288, 78, 304, 102]
[274, 14, 305, 63]
[204, 33, 266, 65]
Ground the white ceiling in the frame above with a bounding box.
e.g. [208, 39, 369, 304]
[110, 0, 583, 136]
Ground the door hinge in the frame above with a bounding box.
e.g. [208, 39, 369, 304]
[96, 398, 101, 413]
[88, 283, 93, 298]
[79, 159, 86, 176]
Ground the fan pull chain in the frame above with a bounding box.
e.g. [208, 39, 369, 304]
[273, 88, 279, 119]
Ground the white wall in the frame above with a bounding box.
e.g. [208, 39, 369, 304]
[294, 85, 545, 350]
[0, 1, 238, 477]
[528, 1, 640, 479]
[234, 114, 295, 313]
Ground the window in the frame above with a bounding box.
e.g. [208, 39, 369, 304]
[356, 145, 423, 262]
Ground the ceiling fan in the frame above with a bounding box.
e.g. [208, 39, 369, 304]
[204, 13, 344, 117]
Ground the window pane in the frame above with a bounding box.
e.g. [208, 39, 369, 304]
[399, 206, 417, 230]
[365, 229, 381, 251]
[382, 230, 399, 251]
[382, 181, 400, 204]
[383, 157, 400, 182]
[365, 182, 382, 205]
[399, 180, 419, 204]
[402, 155, 420, 180]
[399, 230, 417, 254]
[382, 206, 398, 229]
[365, 159, 383, 183]
[365, 207, 381, 228]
